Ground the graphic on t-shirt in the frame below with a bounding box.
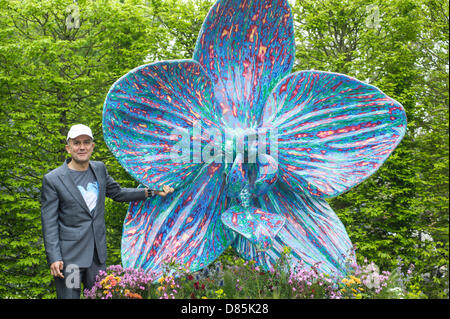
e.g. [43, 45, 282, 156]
[77, 182, 99, 212]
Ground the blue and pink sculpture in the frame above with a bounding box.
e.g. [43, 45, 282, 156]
[102, 0, 407, 278]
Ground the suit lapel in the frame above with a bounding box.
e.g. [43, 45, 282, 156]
[59, 159, 91, 215]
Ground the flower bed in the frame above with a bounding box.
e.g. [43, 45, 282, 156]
[84, 248, 425, 299]
[84, 265, 155, 299]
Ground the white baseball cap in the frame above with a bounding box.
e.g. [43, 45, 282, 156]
[66, 124, 94, 141]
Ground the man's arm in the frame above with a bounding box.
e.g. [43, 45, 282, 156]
[104, 164, 174, 202]
[104, 165, 146, 202]
[40, 175, 64, 277]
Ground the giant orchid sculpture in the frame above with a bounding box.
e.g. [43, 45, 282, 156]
[102, 0, 407, 278]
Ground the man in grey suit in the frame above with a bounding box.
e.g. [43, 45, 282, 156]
[41, 124, 173, 299]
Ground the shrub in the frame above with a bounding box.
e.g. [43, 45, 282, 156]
[84, 247, 432, 299]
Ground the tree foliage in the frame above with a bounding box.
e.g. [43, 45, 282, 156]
[0, 0, 447, 298]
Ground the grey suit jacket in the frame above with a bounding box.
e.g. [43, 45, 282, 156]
[40, 159, 147, 268]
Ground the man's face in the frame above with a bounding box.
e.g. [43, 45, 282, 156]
[65, 135, 95, 164]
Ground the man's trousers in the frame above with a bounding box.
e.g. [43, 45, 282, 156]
[54, 247, 105, 299]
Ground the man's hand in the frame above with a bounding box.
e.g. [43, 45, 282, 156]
[155, 185, 174, 197]
[50, 261, 64, 278]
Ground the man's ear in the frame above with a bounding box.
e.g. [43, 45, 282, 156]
[65, 143, 70, 153]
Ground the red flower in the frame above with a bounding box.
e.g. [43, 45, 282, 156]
[194, 281, 200, 289]
[190, 292, 196, 299]
[187, 275, 194, 281]
[201, 284, 205, 290]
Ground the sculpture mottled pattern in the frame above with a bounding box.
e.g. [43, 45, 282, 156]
[102, 0, 407, 279]
[193, 0, 295, 129]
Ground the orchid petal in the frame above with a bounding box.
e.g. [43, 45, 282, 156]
[193, 0, 295, 128]
[251, 153, 278, 196]
[103, 60, 221, 190]
[260, 71, 407, 198]
[121, 162, 233, 278]
[221, 205, 285, 251]
[232, 183, 355, 276]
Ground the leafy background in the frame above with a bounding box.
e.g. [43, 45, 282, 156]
[0, 0, 447, 298]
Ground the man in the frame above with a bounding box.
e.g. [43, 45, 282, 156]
[40, 124, 174, 299]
